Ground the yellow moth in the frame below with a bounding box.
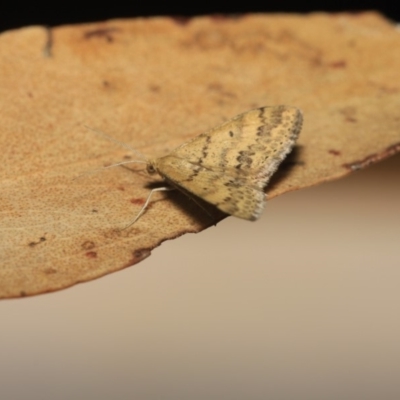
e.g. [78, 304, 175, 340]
[92, 105, 303, 227]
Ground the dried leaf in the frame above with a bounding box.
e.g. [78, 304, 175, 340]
[1, 12, 399, 298]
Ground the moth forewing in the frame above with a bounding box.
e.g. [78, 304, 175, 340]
[104, 105, 302, 227]
[144, 105, 302, 222]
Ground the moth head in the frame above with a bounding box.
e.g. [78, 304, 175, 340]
[146, 161, 157, 175]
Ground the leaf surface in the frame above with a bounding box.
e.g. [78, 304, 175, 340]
[1, 12, 399, 297]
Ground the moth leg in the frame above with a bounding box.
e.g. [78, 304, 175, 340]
[123, 186, 174, 229]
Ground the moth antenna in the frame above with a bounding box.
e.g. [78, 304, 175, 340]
[83, 125, 147, 161]
[75, 125, 149, 180]
[74, 159, 148, 180]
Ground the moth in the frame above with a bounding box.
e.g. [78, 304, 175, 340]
[92, 105, 303, 227]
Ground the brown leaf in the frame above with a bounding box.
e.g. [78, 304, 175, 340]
[1, 12, 399, 298]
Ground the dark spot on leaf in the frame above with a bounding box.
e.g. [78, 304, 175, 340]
[82, 241, 95, 251]
[134, 248, 151, 259]
[149, 84, 161, 92]
[83, 27, 119, 43]
[329, 149, 341, 156]
[44, 267, 57, 275]
[86, 251, 97, 259]
[28, 236, 46, 247]
[131, 198, 145, 205]
[329, 60, 347, 68]
[340, 107, 358, 123]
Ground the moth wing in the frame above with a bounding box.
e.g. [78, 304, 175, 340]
[155, 156, 266, 220]
[169, 105, 303, 189]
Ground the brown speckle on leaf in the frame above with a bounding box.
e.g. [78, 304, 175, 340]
[208, 82, 237, 99]
[84, 27, 119, 42]
[329, 60, 347, 68]
[134, 248, 151, 260]
[85, 251, 97, 259]
[28, 237, 46, 247]
[44, 267, 57, 275]
[149, 84, 161, 92]
[82, 241, 96, 251]
[131, 198, 145, 205]
[121, 248, 151, 269]
[340, 106, 358, 123]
